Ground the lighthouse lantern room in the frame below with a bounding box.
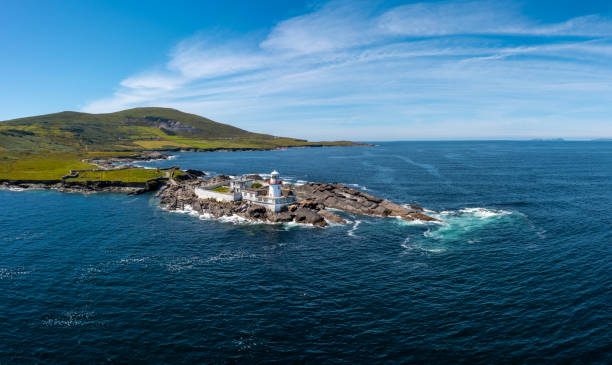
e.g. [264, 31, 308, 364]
[268, 170, 282, 197]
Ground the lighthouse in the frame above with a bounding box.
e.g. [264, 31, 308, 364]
[268, 170, 282, 197]
[239, 169, 296, 212]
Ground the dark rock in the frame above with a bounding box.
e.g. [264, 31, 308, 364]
[268, 211, 293, 223]
[185, 169, 206, 177]
[371, 205, 391, 216]
[293, 207, 326, 226]
[318, 209, 346, 224]
[246, 205, 267, 219]
[299, 199, 319, 210]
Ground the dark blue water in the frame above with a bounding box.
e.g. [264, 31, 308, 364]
[1, 141, 611, 363]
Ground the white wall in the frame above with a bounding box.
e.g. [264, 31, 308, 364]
[195, 187, 240, 202]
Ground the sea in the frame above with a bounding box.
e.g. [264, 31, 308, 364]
[1, 141, 611, 363]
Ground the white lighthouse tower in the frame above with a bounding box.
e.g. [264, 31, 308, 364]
[240, 169, 295, 212]
[268, 170, 282, 197]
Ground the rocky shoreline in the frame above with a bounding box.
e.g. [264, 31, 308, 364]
[87, 151, 171, 169]
[158, 175, 438, 226]
[0, 179, 155, 194]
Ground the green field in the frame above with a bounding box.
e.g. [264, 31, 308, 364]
[0, 107, 361, 182]
[64, 168, 172, 183]
[0, 153, 94, 180]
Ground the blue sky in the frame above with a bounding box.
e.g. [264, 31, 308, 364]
[1, 0, 612, 140]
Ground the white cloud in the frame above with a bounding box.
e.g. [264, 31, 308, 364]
[378, 1, 612, 37]
[168, 37, 269, 79]
[82, 0, 612, 139]
[378, 1, 525, 36]
[260, 1, 378, 54]
[120, 72, 187, 90]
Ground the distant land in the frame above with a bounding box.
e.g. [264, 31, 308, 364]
[0, 107, 362, 182]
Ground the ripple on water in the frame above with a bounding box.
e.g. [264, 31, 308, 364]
[41, 310, 100, 328]
[0, 267, 31, 280]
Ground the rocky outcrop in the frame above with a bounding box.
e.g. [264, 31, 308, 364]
[88, 152, 170, 169]
[201, 174, 231, 187]
[185, 169, 206, 177]
[293, 182, 437, 221]
[157, 177, 437, 226]
[0, 173, 167, 194]
[157, 180, 329, 226]
[0, 179, 145, 194]
[318, 209, 347, 224]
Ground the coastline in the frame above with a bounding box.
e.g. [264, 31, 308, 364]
[0, 144, 440, 226]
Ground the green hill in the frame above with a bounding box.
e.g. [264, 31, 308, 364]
[0, 107, 358, 181]
[0, 107, 351, 153]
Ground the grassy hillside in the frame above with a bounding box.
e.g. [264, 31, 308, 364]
[0, 107, 360, 181]
[0, 107, 343, 153]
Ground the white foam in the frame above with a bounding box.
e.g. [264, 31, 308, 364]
[206, 251, 258, 263]
[348, 220, 361, 237]
[393, 216, 438, 226]
[180, 204, 201, 217]
[166, 203, 320, 228]
[401, 236, 446, 253]
[458, 207, 512, 218]
[41, 310, 97, 327]
[0, 268, 31, 279]
[401, 237, 411, 249]
[282, 221, 318, 229]
[421, 248, 445, 253]
[118, 257, 147, 264]
[346, 183, 368, 191]
[218, 214, 250, 224]
[165, 257, 197, 272]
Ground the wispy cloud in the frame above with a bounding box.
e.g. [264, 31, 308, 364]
[82, 0, 612, 139]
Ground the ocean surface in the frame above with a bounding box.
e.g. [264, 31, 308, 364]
[1, 141, 611, 363]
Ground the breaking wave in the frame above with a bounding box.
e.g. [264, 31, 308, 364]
[424, 207, 516, 242]
[347, 183, 368, 191]
[398, 207, 519, 253]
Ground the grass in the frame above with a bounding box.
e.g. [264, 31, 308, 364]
[210, 185, 230, 193]
[0, 153, 94, 180]
[251, 182, 263, 189]
[132, 140, 191, 149]
[64, 168, 170, 183]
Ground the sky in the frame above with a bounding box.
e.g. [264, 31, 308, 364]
[1, 0, 612, 140]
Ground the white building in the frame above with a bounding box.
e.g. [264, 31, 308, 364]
[194, 170, 296, 212]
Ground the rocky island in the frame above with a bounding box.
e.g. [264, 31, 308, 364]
[158, 171, 437, 226]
